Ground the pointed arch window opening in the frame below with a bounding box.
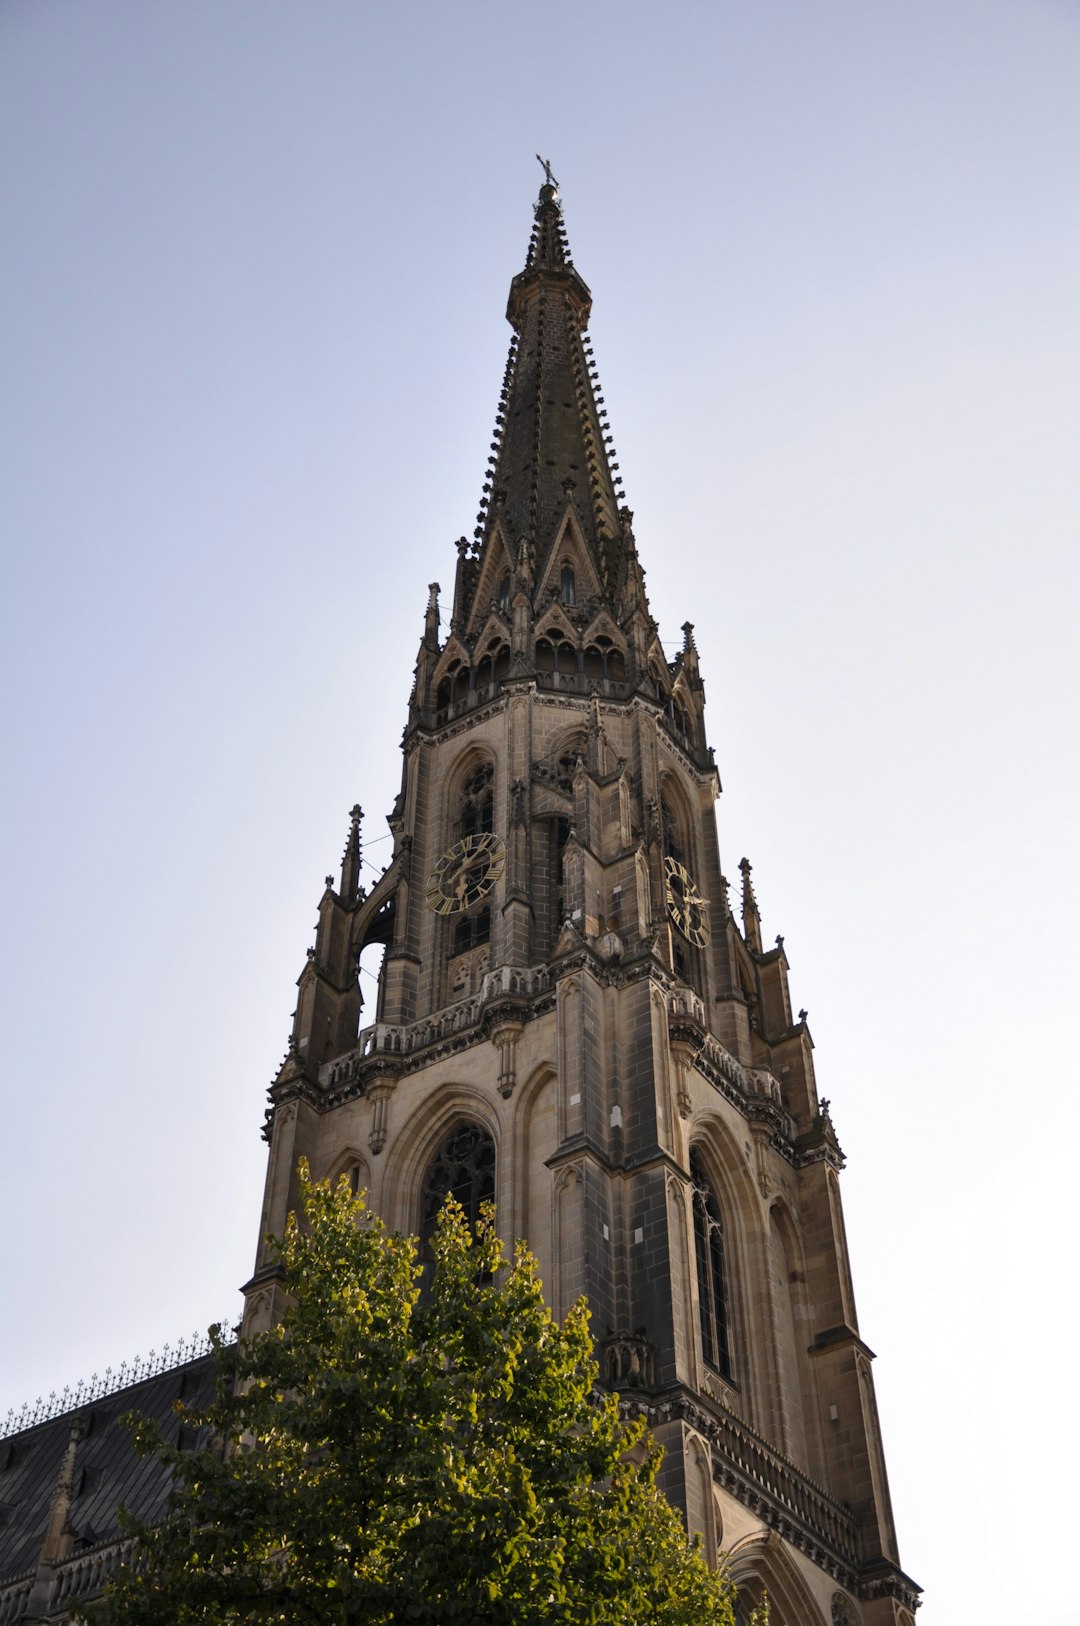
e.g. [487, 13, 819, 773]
[560, 563, 576, 606]
[549, 815, 572, 947]
[458, 764, 495, 839]
[357, 898, 393, 1028]
[420, 1122, 497, 1276]
[690, 1152, 733, 1382]
[440, 766, 496, 976]
[475, 642, 510, 703]
[555, 744, 584, 796]
[673, 698, 693, 742]
[453, 906, 491, 956]
[661, 796, 685, 869]
[435, 660, 475, 723]
[358, 940, 388, 1026]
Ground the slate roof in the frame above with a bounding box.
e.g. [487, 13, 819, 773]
[0, 1353, 216, 1589]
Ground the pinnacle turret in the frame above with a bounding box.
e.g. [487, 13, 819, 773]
[339, 804, 363, 903]
[739, 856, 763, 954]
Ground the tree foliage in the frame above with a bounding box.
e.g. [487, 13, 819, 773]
[88, 1166, 749, 1625]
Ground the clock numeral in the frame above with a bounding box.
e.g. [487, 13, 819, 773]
[664, 858, 711, 947]
[425, 834, 506, 915]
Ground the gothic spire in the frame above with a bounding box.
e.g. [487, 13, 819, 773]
[463, 173, 630, 624]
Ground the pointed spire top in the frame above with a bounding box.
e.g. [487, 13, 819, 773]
[340, 804, 363, 903]
[458, 168, 631, 629]
[739, 857, 763, 953]
[526, 158, 571, 273]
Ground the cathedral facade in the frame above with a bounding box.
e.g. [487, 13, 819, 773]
[243, 177, 919, 1624]
[0, 178, 919, 1624]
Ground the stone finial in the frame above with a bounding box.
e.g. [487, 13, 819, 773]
[339, 804, 363, 904]
[424, 582, 441, 646]
[739, 857, 762, 953]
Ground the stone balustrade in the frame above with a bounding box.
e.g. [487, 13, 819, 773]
[666, 992, 794, 1137]
[0, 1578, 31, 1626]
[326, 964, 553, 1091]
[702, 1402, 859, 1572]
[52, 1538, 138, 1607]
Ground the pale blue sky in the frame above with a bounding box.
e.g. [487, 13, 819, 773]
[2, 4, 1079, 1621]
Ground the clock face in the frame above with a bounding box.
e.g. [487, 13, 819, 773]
[425, 833, 506, 915]
[664, 856, 711, 947]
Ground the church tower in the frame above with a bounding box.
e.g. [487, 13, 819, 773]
[242, 176, 920, 1625]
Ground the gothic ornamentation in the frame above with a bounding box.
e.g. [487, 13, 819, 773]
[420, 1121, 496, 1248]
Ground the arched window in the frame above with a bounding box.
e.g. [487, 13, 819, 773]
[454, 906, 490, 955]
[691, 1151, 732, 1380]
[661, 794, 685, 867]
[560, 563, 576, 605]
[554, 734, 585, 794]
[661, 791, 690, 975]
[547, 815, 571, 947]
[498, 572, 511, 613]
[332, 1158, 365, 1197]
[476, 640, 507, 701]
[459, 762, 494, 837]
[420, 1122, 496, 1256]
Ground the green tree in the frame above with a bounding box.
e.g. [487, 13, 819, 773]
[89, 1166, 750, 1625]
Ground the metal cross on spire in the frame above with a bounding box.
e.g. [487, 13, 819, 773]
[535, 153, 558, 189]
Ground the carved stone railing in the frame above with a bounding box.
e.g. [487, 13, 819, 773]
[636, 1393, 861, 1581]
[706, 1403, 859, 1568]
[0, 1577, 32, 1626]
[0, 1539, 146, 1623]
[325, 964, 554, 1092]
[52, 1537, 139, 1607]
[665, 990, 795, 1141]
[534, 671, 633, 702]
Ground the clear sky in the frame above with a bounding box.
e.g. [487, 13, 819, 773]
[2, 3, 1078, 1620]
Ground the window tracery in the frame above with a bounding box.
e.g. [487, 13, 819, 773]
[691, 1151, 733, 1381]
[420, 1122, 496, 1254]
[453, 906, 491, 955]
[458, 763, 494, 838]
[661, 794, 685, 867]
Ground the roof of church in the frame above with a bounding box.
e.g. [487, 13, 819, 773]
[457, 176, 632, 625]
[0, 1353, 216, 1586]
